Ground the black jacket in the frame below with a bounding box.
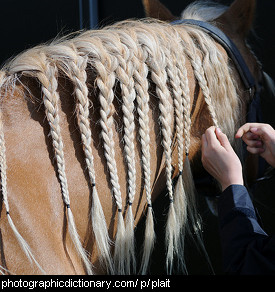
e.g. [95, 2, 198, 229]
[218, 185, 275, 274]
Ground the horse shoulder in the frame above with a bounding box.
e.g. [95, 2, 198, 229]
[0, 80, 89, 274]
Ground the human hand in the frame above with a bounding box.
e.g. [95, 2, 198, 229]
[236, 123, 275, 168]
[201, 127, 243, 191]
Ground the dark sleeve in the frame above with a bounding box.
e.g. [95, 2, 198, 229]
[217, 184, 275, 274]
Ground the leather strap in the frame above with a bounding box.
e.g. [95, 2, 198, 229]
[171, 19, 255, 91]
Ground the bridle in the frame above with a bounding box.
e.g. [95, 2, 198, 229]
[172, 19, 261, 121]
[171, 19, 275, 197]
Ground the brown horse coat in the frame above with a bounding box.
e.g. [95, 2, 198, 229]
[0, 0, 261, 274]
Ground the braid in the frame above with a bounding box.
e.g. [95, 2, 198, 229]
[187, 28, 239, 139]
[99, 30, 138, 274]
[95, 54, 122, 210]
[138, 26, 176, 273]
[89, 37, 126, 274]
[77, 33, 124, 210]
[36, 55, 93, 275]
[0, 71, 6, 88]
[127, 29, 154, 275]
[115, 31, 138, 275]
[71, 51, 114, 273]
[164, 28, 191, 273]
[182, 28, 219, 128]
[117, 40, 137, 209]
[177, 53, 192, 155]
[144, 31, 174, 206]
[177, 25, 217, 271]
[50, 42, 114, 274]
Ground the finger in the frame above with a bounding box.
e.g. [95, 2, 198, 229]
[242, 132, 263, 145]
[235, 123, 263, 138]
[204, 126, 220, 147]
[215, 128, 231, 150]
[242, 138, 263, 148]
[243, 131, 261, 141]
[247, 146, 265, 155]
[249, 126, 269, 138]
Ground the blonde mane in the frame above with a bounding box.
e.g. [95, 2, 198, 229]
[0, 2, 241, 275]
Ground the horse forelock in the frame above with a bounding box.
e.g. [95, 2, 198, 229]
[0, 16, 243, 275]
[181, 0, 228, 22]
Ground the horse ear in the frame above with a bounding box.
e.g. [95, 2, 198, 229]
[217, 0, 256, 37]
[142, 0, 178, 21]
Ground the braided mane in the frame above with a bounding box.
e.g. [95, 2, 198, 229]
[0, 3, 241, 275]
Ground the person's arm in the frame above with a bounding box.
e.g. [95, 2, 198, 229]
[217, 184, 275, 274]
[201, 126, 275, 274]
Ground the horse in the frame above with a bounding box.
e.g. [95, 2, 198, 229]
[0, 0, 263, 275]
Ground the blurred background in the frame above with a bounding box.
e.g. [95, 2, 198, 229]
[1, 0, 274, 274]
[1, 0, 274, 80]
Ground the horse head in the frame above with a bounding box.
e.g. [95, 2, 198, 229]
[142, 0, 264, 207]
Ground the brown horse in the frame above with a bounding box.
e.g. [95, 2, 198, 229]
[0, 0, 262, 275]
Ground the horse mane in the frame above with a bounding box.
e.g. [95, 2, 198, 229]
[0, 1, 241, 275]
